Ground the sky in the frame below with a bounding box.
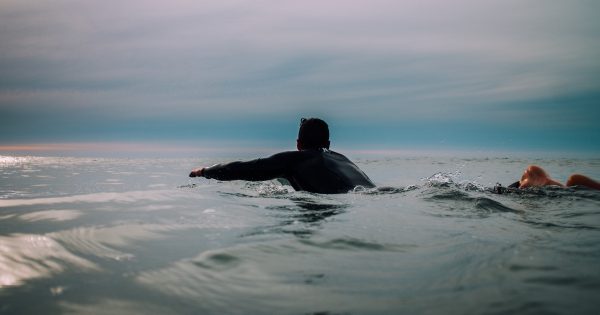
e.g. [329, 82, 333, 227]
[1, 0, 599, 155]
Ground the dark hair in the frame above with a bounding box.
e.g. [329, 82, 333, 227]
[298, 118, 329, 149]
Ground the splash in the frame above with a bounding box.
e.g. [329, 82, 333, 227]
[422, 171, 459, 187]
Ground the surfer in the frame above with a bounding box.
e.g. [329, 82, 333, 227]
[189, 118, 375, 194]
[507, 165, 600, 190]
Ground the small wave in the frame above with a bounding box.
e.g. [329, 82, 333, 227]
[353, 185, 419, 195]
[422, 187, 522, 216]
[520, 220, 598, 231]
[487, 301, 548, 314]
[524, 276, 582, 286]
[426, 189, 471, 201]
[474, 197, 522, 213]
[557, 210, 600, 219]
[265, 204, 346, 216]
[508, 264, 559, 272]
[298, 237, 412, 252]
[193, 253, 241, 271]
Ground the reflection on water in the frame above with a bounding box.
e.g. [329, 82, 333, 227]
[0, 234, 98, 287]
[18, 210, 82, 222]
[0, 190, 176, 208]
[50, 225, 167, 261]
[274, 196, 348, 222]
[238, 192, 350, 238]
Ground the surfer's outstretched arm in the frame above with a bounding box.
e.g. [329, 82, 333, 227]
[189, 168, 205, 177]
[566, 174, 600, 190]
[189, 152, 297, 181]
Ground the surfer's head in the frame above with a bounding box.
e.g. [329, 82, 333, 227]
[520, 165, 550, 187]
[297, 118, 330, 150]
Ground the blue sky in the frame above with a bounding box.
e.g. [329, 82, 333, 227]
[1, 0, 599, 154]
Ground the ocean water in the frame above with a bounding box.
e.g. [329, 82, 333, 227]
[1, 153, 599, 315]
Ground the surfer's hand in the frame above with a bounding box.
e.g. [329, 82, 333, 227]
[189, 168, 204, 177]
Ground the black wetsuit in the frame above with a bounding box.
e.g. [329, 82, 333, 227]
[202, 149, 375, 194]
[508, 181, 521, 188]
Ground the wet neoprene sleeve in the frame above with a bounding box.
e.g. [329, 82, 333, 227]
[202, 152, 296, 181]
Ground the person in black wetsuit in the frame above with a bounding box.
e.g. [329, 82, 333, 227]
[189, 118, 375, 194]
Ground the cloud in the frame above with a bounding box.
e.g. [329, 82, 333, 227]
[0, 0, 599, 149]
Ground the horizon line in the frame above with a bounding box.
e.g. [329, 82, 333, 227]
[0, 141, 598, 159]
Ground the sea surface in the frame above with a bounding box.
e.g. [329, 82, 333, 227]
[1, 153, 599, 314]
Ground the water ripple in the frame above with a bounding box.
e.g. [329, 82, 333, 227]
[135, 242, 390, 314]
[523, 276, 600, 289]
[298, 237, 414, 252]
[49, 224, 173, 261]
[0, 234, 98, 287]
[422, 187, 523, 217]
[0, 190, 176, 208]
